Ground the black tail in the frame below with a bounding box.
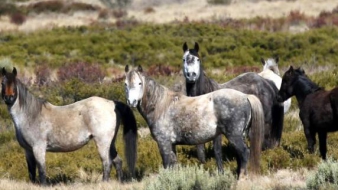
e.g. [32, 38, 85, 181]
[115, 101, 138, 177]
[330, 91, 338, 123]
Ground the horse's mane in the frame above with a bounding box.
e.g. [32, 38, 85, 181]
[17, 79, 47, 119]
[140, 73, 181, 121]
[296, 74, 323, 94]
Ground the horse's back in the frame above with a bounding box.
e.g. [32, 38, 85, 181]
[220, 72, 278, 99]
[259, 70, 282, 89]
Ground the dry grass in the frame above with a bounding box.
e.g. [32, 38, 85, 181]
[1, 0, 337, 32]
[0, 168, 310, 190]
[129, 0, 338, 23]
[0, 178, 143, 190]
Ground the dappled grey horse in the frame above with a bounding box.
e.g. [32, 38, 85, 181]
[124, 65, 264, 178]
[1, 67, 137, 185]
[183, 42, 284, 167]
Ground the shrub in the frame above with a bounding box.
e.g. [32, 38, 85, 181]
[9, 13, 26, 25]
[57, 62, 105, 84]
[144, 164, 235, 190]
[306, 158, 338, 189]
[34, 64, 52, 87]
[207, 0, 232, 5]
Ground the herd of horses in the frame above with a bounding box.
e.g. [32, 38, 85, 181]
[1, 42, 338, 185]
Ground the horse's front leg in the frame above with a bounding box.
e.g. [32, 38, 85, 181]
[301, 116, 316, 154]
[32, 145, 47, 185]
[157, 140, 176, 168]
[25, 149, 37, 183]
[318, 132, 328, 160]
[196, 144, 206, 163]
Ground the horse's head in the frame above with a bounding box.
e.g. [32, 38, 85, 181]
[1, 67, 18, 106]
[261, 57, 280, 76]
[277, 66, 303, 102]
[182, 42, 201, 83]
[124, 65, 145, 108]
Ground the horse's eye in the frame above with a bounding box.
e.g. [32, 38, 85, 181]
[183, 59, 185, 62]
[139, 83, 142, 85]
[124, 83, 127, 86]
[197, 58, 200, 62]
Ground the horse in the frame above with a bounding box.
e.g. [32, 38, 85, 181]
[124, 65, 264, 178]
[277, 66, 338, 160]
[259, 57, 291, 113]
[1, 67, 137, 185]
[183, 42, 284, 167]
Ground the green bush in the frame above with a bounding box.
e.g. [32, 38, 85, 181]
[307, 158, 338, 189]
[144, 164, 235, 190]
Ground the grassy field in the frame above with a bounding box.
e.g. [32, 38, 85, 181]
[0, 0, 338, 189]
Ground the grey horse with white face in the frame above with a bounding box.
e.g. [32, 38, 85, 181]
[124, 65, 264, 178]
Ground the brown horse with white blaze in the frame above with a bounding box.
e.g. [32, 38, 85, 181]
[1, 67, 137, 185]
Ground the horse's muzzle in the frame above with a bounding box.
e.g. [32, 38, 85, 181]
[3, 95, 16, 105]
[127, 99, 138, 108]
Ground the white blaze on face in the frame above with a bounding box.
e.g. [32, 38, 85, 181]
[183, 51, 201, 82]
[125, 72, 144, 107]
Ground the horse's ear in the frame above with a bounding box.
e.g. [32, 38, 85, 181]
[183, 42, 188, 52]
[275, 56, 279, 64]
[299, 67, 305, 74]
[194, 42, 199, 52]
[13, 67, 17, 76]
[125, 65, 129, 73]
[1, 67, 6, 76]
[137, 65, 143, 73]
[260, 58, 265, 65]
[289, 65, 294, 72]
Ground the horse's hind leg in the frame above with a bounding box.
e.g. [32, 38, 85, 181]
[213, 135, 224, 173]
[227, 135, 249, 179]
[95, 138, 114, 181]
[25, 150, 37, 183]
[110, 145, 123, 181]
[318, 132, 328, 160]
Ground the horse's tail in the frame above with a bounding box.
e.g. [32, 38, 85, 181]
[115, 101, 138, 177]
[329, 91, 338, 123]
[247, 95, 264, 174]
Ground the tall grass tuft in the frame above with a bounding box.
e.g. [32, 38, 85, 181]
[306, 158, 338, 189]
[145, 164, 235, 190]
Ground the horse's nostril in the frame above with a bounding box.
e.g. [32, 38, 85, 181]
[187, 73, 190, 77]
[192, 72, 196, 77]
[132, 100, 136, 105]
[127, 99, 130, 105]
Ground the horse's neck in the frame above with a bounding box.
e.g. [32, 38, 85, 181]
[10, 81, 47, 125]
[138, 76, 170, 125]
[259, 70, 281, 89]
[186, 72, 218, 96]
[294, 76, 322, 105]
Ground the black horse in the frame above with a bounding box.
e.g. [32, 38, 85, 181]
[183, 42, 284, 167]
[277, 66, 338, 159]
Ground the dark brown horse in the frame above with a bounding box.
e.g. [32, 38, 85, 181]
[277, 66, 338, 159]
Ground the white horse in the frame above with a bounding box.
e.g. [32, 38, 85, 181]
[259, 57, 291, 113]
